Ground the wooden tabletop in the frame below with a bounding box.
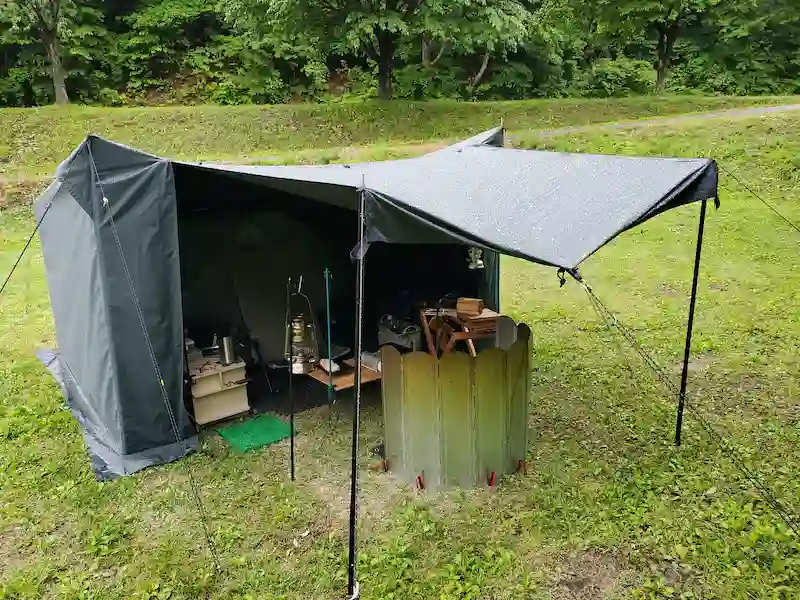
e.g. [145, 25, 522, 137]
[307, 358, 381, 392]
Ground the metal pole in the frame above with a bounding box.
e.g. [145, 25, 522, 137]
[325, 268, 334, 406]
[286, 279, 296, 481]
[347, 190, 366, 599]
[289, 366, 295, 480]
[675, 196, 709, 446]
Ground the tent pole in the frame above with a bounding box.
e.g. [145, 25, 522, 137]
[286, 279, 296, 481]
[347, 189, 366, 600]
[675, 196, 709, 447]
[325, 268, 334, 407]
[289, 364, 295, 480]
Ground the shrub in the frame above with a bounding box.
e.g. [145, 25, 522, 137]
[580, 58, 655, 98]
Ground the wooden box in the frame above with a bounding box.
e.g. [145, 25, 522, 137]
[457, 297, 485, 317]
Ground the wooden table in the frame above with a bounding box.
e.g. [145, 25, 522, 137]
[307, 358, 382, 392]
[420, 308, 500, 357]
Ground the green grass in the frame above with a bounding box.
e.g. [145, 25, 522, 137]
[1, 95, 798, 178]
[1, 111, 799, 599]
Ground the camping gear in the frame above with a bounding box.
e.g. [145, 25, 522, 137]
[380, 323, 531, 491]
[218, 413, 294, 453]
[220, 336, 235, 365]
[185, 337, 202, 362]
[420, 307, 500, 357]
[360, 351, 382, 373]
[456, 297, 484, 317]
[33, 126, 717, 480]
[189, 357, 249, 425]
[284, 278, 320, 375]
[202, 334, 221, 358]
[467, 247, 485, 270]
[308, 357, 382, 392]
[378, 314, 422, 352]
[319, 358, 340, 373]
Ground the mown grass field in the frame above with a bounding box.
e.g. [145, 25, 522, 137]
[1, 95, 798, 179]
[1, 106, 799, 599]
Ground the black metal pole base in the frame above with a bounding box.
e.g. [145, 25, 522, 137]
[346, 581, 360, 600]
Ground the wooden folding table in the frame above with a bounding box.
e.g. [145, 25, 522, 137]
[419, 308, 500, 357]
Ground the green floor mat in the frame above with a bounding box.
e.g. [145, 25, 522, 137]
[218, 414, 295, 453]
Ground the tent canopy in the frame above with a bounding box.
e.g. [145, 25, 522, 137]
[187, 126, 718, 270]
[34, 126, 718, 479]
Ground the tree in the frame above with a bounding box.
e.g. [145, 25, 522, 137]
[416, 0, 537, 93]
[603, 0, 721, 93]
[4, 0, 71, 103]
[223, 0, 426, 100]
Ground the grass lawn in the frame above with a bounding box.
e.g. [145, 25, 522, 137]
[1, 111, 799, 599]
[1, 95, 798, 180]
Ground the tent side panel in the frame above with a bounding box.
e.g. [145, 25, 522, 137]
[481, 250, 500, 311]
[37, 183, 123, 453]
[96, 157, 193, 457]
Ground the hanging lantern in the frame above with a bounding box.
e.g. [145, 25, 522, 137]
[467, 247, 485, 270]
[284, 280, 320, 375]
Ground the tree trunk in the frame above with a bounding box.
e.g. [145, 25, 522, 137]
[376, 30, 394, 100]
[655, 24, 678, 94]
[655, 62, 668, 94]
[470, 51, 491, 90]
[422, 36, 446, 67]
[45, 39, 69, 105]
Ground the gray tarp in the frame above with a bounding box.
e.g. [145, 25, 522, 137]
[34, 126, 717, 478]
[193, 127, 716, 269]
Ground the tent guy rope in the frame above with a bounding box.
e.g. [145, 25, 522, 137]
[578, 278, 800, 539]
[86, 142, 223, 573]
[721, 165, 800, 236]
[0, 198, 52, 301]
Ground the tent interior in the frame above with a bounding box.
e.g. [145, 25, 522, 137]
[173, 163, 496, 410]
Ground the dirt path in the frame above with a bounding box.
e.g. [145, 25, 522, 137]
[533, 103, 800, 138]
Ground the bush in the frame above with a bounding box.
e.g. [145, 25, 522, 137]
[393, 64, 462, 100]
[579, 58, 655, 98]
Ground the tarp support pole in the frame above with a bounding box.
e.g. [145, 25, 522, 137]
[675, 196, 709, 446]
[347, 189, 366, 599]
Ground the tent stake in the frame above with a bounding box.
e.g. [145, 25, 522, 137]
[347, 189, 366, 599]
[675, 196, 709, 446]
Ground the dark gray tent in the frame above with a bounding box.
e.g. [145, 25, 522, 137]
[34, 126, 718, 480]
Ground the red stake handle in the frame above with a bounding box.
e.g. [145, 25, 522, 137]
[488, 471, 496, 487]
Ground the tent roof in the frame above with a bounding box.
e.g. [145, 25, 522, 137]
[71, 127, 718, 271]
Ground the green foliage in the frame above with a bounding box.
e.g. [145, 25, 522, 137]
[1, 0, 800, 104]
[581, 57, 655, 97]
